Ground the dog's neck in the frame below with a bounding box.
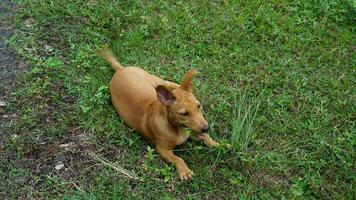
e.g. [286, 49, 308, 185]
[155, 101, 182, 132]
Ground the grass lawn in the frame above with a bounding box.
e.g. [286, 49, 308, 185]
[1, 0, 355, 199]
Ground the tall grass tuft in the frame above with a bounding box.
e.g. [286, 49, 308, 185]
[231, 93, 261, 152]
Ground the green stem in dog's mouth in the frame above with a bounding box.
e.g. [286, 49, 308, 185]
[183, 128, 206, 140]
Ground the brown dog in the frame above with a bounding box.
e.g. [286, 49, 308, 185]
[97, 49, 221, 180]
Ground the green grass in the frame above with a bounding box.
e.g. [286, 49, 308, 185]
[231, 93, 261, 151]
[1, 0, 355, 199]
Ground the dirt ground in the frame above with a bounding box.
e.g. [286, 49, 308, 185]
[0, 4, 96, 197]
[0, 1, 27, 187]
[0, 0, 25, 98]
[0, 0, 26, 133]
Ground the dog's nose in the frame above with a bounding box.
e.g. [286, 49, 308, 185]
[201, 125, 209, 133]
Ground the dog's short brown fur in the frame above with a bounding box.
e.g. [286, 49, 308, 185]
[98, 49, 221, 180]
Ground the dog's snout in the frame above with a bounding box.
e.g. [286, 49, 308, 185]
[201, 125, 209, 133]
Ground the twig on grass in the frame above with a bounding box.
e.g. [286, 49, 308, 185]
[88, 152, 142, 181]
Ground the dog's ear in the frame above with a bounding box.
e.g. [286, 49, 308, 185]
[156, 85, 176, 105]
[181, 69, 198, 91]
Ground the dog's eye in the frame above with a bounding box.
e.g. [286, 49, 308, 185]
[197, 104, 201, 109]
[181, 111, 189, 116]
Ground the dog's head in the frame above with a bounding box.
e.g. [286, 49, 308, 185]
[156, 69, 209, 134]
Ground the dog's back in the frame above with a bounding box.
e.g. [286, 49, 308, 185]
[110, 67, 158, 133]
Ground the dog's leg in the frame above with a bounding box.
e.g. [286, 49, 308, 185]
[156, 146, 194, 180]
[202, 134, 221, 147]
[191, 134, 220, 147]
[191, 134, 231, 148]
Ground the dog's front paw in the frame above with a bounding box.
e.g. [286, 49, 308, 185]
[179, 168, 194, 181]
[202, 134, 220, 147]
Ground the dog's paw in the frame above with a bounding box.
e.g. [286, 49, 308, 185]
[179, 168, 195, 181]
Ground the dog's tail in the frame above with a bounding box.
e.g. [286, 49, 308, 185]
[96, 48, 123, 71]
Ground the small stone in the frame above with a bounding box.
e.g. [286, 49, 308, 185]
[11, 134, 18, 139]
[59, 143, 70, 148]
[24, 19, 34, 28]
[0, 101, 6, 107]
[78, 134, 89, 141]
[44, 44, 53, 52]
[55, 163, 65, 170]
